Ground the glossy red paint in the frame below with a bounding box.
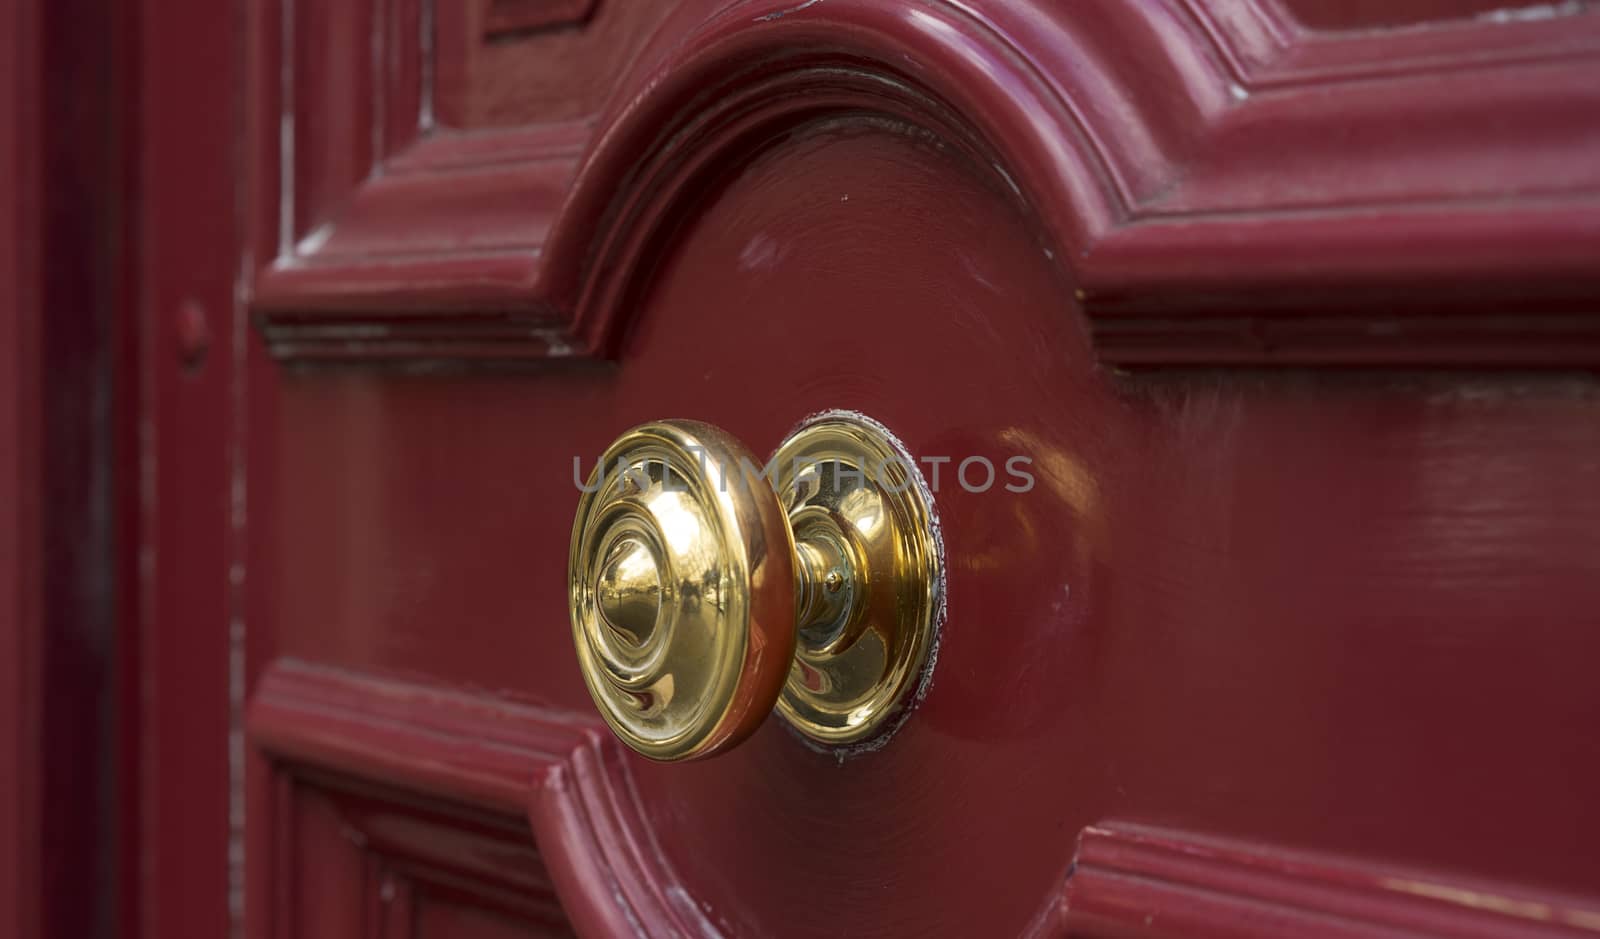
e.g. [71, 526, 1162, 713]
[250, 0, 1600, 365]
[130, 0, 243, 935]
[105, 0, 1600, 937]
[1058, 822, 1600, 938]
[257, 118, 1600, 936]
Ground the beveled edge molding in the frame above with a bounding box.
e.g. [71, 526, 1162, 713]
[1031, 821, 1600, 938]
[247, 0, 597, 361]
[250, 0, 1600, 365]
[268, 774, 575, 936]
[247, 658, 722, 937]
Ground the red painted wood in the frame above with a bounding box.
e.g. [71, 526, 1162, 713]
[0, 5, 43, 933]
[248, 0, 662, 355]
[4, 0, 123, 934]
[131, 0, 243, 935]
[1056, 823, 1600, 938]
[483, 0, 598, 39]
[1278, 0, 1560, 32]
[108, 0, 1600, 936]
[434, 0, 674, 126]
[248, 660, 718, 935]
[257, 114, 1600, 934]
[249, 0, 1600, 365]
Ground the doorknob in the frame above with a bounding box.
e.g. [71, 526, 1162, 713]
[568, 414, 943, 761]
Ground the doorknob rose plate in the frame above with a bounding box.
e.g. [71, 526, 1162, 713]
[770, 415, 943, 748]
[569, 413, 943, 761]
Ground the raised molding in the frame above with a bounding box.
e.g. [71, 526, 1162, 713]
[253, 120, 589, 361]
[248, 0, 596, 360]
[247, 659, 722, 937]
[249, 0, 1600, 364]
[275, 780, 575, 937]
[1034, 821, 1600, 938]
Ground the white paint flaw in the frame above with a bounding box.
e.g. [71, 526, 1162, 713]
[419, 0, 436, 131]
[294, 222, 335, 256]
[992, 163, 1023, 198]
[228, 211, 254, 939]
[278, 0, 296, 263]
[278, 112, 295, 259]
[1477, 0, 1585, 22]
[738, 232, 786, 271]
[756, 0, 823, 23]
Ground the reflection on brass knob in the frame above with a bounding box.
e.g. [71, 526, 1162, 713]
[596, 535, 664, 648]
[569, 413, 943, 761]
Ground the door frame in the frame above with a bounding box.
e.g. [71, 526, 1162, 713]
[2, 0, 125, 934]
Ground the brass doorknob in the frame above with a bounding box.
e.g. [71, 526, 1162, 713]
[569, 413, 943, 761]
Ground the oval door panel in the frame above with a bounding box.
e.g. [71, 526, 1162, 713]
[611, 125, 1094, 934]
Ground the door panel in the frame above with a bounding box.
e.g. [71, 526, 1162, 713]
[135, 0, 1600, 935]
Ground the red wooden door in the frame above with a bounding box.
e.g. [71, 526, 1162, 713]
[128, 0, 1600, 937]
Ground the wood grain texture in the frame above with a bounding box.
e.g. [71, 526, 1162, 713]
[247, 659, 724, 938]
[248, 0, 1600, 364]
[1039, 822, 1600, 938]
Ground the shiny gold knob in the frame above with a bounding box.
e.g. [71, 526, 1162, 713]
[569, 413, 943, 761]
